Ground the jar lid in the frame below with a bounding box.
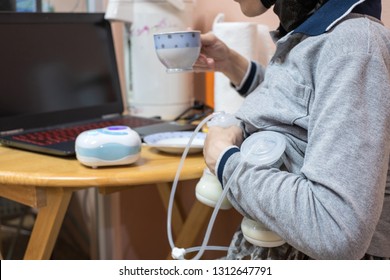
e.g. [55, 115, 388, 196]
[240, 131, 286, 166]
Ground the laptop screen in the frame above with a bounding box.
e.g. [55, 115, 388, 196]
[0, 12, 123, 133]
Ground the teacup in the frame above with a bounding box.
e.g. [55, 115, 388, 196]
[153, 30, 201, 73]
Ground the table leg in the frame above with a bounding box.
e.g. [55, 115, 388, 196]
[24, 188, 73, 260]
[155, 183, 184, 237]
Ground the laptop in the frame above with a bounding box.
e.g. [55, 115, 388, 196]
[0, 12, 195, 156]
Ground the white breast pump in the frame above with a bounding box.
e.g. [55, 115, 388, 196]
[168, 112, 287, 260]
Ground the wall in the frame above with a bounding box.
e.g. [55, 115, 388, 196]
[193, 0, 279, 32]
[193, 0, 390, 30]
[48, 0, 88, 12]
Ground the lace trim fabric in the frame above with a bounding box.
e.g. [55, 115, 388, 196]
[222, 228, 389, 260]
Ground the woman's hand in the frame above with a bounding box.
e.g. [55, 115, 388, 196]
[193, 32, 249, 86]
[203, 125, 244, 174]
[193, 32, 232, 72]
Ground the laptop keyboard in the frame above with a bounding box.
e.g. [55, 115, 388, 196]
[11, 117, 162, 146]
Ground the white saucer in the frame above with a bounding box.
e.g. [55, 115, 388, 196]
[143, 131, 205, 154]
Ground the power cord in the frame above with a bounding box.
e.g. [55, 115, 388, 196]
[173, 101, 214, 123]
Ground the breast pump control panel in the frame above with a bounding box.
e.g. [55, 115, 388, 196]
[195, 112, 287, 248]
[75, 126, 142, 168]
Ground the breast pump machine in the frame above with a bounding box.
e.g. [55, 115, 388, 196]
[168, 112, 288, 260]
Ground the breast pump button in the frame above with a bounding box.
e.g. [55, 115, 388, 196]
[107, 126, 128, 130]
[102, 126, 130, 135]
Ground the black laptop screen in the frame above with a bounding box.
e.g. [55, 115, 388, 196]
[0, 12, 123, 132]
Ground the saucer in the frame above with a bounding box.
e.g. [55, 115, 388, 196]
[143, 131, 206, 154]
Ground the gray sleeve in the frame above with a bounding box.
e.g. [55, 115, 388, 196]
[233, 61, 265, 97]
[221, 51, 390, 259]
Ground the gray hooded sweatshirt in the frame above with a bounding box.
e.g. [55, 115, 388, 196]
[217, 14, 390, 259]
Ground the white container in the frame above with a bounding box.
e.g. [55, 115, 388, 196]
[195, 168, 232, 210]
[105, 0, 196, 120]
[241, 217, 285, 247]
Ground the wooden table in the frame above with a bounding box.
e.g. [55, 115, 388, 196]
[0, 145, 212, 260]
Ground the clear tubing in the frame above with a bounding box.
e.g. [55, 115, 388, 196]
[184, 245, 229, 254]
[167, 112, 231, 260]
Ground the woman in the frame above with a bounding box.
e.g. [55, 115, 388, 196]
[194, 0, 390, 259]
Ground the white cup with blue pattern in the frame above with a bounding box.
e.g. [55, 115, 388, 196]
[153, 30, 201, 73]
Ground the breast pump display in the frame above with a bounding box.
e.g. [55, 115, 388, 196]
[168, 111, 287, 260]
